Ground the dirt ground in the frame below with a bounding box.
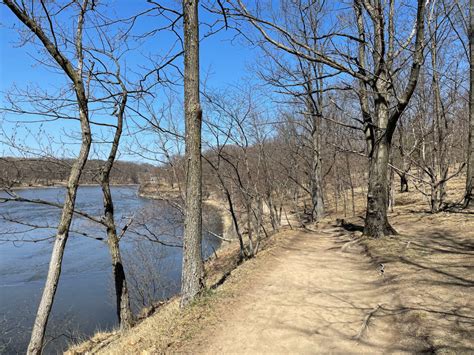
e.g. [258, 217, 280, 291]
[359, 210, 474, 353]
[182, 226, 402, 354]
[69, 183, 474, 354]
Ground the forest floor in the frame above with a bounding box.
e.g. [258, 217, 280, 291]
[69, 184, 474, 354]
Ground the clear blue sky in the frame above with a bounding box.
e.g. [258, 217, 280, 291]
[0, 1, 258, 162]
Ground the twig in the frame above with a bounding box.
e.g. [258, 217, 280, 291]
[207, 230, 233, 242]
[353, 304, 382, 340]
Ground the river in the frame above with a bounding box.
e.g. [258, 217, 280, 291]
[0, 186, 221, 354]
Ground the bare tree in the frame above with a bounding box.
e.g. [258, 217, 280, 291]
[466, 0, 474, 207]
[180, 0, 204, 307]
[96, 58, 134, 328]
[255, 29, 327, 222]
[2, 1, 95, 353]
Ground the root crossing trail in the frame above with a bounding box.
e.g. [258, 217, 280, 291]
[196, 227, 403, 354]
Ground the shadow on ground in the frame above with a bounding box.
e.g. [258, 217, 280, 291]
[344, 215, 474, 353]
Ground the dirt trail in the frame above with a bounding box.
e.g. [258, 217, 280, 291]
[192, 226, 405, 354]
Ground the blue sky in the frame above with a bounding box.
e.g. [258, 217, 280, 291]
[0, 1, 259, 162]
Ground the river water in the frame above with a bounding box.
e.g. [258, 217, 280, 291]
[0, 186, 221, 354]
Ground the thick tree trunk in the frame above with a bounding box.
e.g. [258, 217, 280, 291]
[358, 0, 425, 238]
[364, 138, 397, 237]
[364, 87, 397, 238]
[180, 0, 204, 308]
[465, 0, 474, 207]
[304, 88, 324, 222]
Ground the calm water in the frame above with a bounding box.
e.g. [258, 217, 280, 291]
[0, 186, 221, 354]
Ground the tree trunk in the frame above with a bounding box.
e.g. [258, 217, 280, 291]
[180, 0, 204, 308]
[246, 200, 255, 257]
[100, 99, 134, 328]
[28, 105, 91, 355]
[430, 27, 449, 212]
[345, 154, 356, 216]
[106, 222, 134, 328]
[388, 157, 395, 212]
[358, 0, 425, 238]
[400, 173, 409, 192]
[364, 138, 397, 237]
[465, 0, 474, 207]
[225, 188, 246, 260]
[343, 186, 348, 217]
[363, 70, 398, 236]
[430, 182, 441, 213]
[310, 126, 324, 221]
[333, 161, 339, 214]
[306, 89, 324, 222]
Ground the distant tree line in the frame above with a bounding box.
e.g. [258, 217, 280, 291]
[0, 157, 157, 187]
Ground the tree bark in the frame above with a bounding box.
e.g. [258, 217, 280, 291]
[430, 20, 449, 212]
[180, 0, 204, 308]
[465, 0, 474, 207]
[106, 223, 134, 328]
[310, 113, 324, 221]
[364, 72, 397, 237]
[27, 133, 91, 355]
[364, 136, 397, 237]
[345, 154, 356, 216]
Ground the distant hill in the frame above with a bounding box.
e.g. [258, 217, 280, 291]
[0, 157, 159, 187]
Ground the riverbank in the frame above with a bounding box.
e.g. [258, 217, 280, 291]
[137, 181, 182, 200]
[138, 181, 236, 242]
[67, 223, 268, 354]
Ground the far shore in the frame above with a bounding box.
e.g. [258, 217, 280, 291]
[6, 183, 140, 190]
